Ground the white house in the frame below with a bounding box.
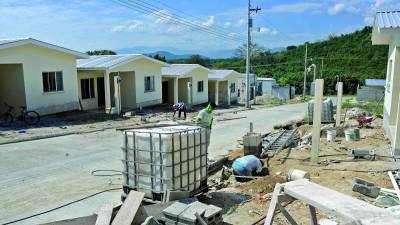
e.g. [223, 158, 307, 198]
[208, 70, 241, 106]
[372, 10, 400, 156]
[77, 54, 168, 112]
[161, 64, 209, 106]
[238, 73, 257, 103]
[0, 38, 88, 115]
[257, 77, 277, 96]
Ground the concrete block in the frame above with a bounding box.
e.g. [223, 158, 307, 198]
[162, 202, 190, 219]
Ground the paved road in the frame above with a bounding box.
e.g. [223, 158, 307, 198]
[0, 103, 306, 225]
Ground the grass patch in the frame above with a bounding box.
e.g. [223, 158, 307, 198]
[342, 98, 383, 116]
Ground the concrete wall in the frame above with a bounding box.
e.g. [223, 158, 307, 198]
[258, 80, 276, 96]
[208, 81, 217, 103]
[272, 86, 292, 100]
[357, 86, 385, 102]
[384, 45, 400, 137]
[109, 58, 163, 108]
[178, 78, 190, 103]
[0, 64, 26, 114]
[190, 68, 209, 105]
[77, 71, 104, 110]
[0, 44, 80, 115]
[218, 81, 228, 105]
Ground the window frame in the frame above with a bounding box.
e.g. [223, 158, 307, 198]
[144, 76, 155, 92]
[197, 80, 204, 93]
[230, 82, 236, 93]
[42, 71, 64, 93]
[80, 78, 96, 99]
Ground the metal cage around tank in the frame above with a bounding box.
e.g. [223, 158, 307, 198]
[121, 125, 209, 202]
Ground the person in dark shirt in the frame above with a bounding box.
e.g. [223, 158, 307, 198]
[173, 102, 187, 119]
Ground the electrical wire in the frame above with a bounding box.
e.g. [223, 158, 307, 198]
[145, 0, 246, 39]
[133, 0, 246, 42]
[91, 169, 123, 177]
[1, 188, 122, 225]
[110, 0, 244, 43]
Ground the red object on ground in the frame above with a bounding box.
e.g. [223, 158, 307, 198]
[356, 116, 374, 124]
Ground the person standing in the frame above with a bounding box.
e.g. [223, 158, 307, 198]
[195, 103, 215, 146]
[173, 102, 187, 120]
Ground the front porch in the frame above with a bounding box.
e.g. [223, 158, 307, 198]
[0, 64, 26, 115]
[208, 80, 231, 106]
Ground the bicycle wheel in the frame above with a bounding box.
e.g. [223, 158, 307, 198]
[24, 111, 40, 125]
[0, 113, 13, 127]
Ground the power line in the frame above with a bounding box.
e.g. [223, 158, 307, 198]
[141, 0, 247, 40]
[110, 0, 245, 43]
[129, 0, 246, 42]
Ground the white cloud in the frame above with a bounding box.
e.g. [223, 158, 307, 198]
[237, 19, 246, 26]
[257, 27, 278, 36]
[267, 2, 322, 13]
[111, 25, 125, 32]
[328, 3, 360, 16]
[202, 16, 215, 27]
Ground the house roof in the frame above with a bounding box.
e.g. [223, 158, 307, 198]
[77, 54, 169, 70]
[257, 77, 276, 81]
[375, 10, 400, 29]
[208, 69, 240, 80]
[162, 64, 209, 77]
[239, 73, 256, 79]
[365, 79, 386, 87]
[0, 38, 88, 59]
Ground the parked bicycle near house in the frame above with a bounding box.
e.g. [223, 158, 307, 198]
[0, 103, 40, 127]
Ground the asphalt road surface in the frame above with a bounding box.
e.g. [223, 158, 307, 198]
[0, 103, 306, 225]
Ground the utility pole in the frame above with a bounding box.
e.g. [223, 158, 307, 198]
[320, 57, 324, 78]
[245, 0, 261, 108]
[302, 43, 308, 99]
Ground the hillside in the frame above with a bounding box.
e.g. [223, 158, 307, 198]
[211, 26, 388, 95]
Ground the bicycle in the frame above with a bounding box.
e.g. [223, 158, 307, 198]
[0, 103, 40, 126]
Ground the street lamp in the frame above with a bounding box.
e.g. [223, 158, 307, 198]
[307, 64, 317, 81]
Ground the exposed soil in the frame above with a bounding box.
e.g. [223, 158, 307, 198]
[210, 117, 398, 225]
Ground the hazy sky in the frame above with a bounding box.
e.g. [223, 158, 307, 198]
[0, 0, 399, 53]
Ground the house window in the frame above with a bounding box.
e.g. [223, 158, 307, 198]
[81, 78, 95, 99]
[42, 71, 63, 92]
[144, 76, 155, 92]
[387, 60, 393, 91]
[230, 83, 236, 93]
[197, 81, 204, 92]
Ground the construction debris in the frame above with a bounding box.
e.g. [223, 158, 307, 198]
[162, 201, 223, 225]
[352, 178, 381, 198]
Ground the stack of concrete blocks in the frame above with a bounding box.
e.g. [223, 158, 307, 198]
[162, 202, 223, 225]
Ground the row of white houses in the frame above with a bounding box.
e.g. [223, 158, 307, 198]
[0, 38, 244, 116]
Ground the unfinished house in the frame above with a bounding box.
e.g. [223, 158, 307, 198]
[237, 73, 257, 104]
[77, 54, 168, 112]
[208, 70, 241, 106]
[0, 38, 88, 115]
[372, 10, 400, 155]
[161, 64, 209, 106]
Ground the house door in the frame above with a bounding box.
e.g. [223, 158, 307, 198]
[162, 81, 169, 104]
[97, 77, 105, 107]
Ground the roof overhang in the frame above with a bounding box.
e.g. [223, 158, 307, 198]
[0, 38, 89, 59]
[162, 64, 210, 77]
[78, 54, 169, 71]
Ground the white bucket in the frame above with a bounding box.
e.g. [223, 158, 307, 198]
[287, 168, 310, 181]
[345, 129, 356, 142]
[326, 130, 337, 141]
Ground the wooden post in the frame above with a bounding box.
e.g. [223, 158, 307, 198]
[336, 82, 343, 127]
[174, 77, 179, 104]
[311, 79, 324, 164]
[393, 93, 400, 156]
[215, 81, 219, 105]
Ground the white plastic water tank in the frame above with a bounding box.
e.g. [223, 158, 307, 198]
[122, 125, 208, 200]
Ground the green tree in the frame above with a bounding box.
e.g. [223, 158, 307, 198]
[235, 43, 266, 59]
[86, 50, 117, 55]
[152, 53, 167, 62]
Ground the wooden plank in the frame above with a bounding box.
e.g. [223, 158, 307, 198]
[276, 201, 298, 225]
[283, 179, 400, 224]
[264, 183, 282, 225]
[388, 171, 400, 200]
[95, 203, 114, 225]
[308, 205, 317, 225]
[111, 191, 145, 225]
